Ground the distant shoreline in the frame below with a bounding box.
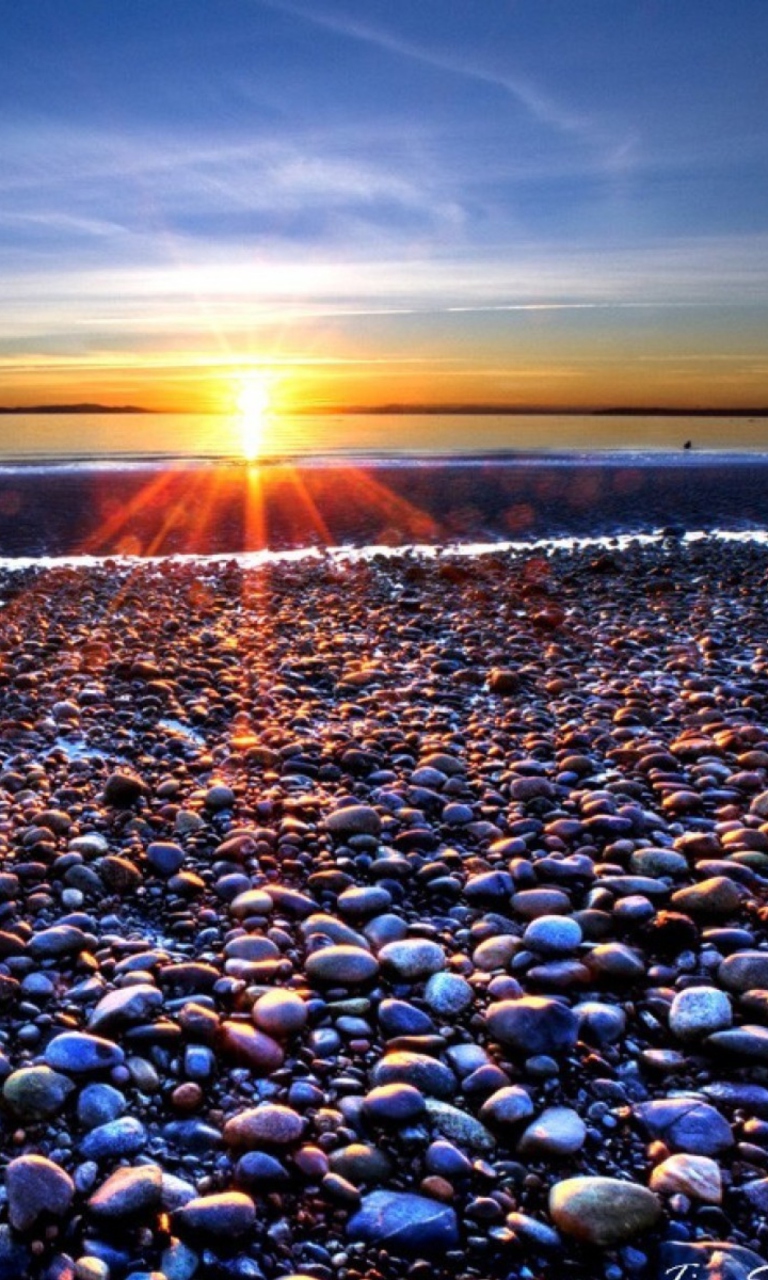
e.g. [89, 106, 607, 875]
[0, 403, 148, 415]
[0, 403, 767, 417]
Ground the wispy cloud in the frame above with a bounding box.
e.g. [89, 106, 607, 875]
[259, 0, 596, 141]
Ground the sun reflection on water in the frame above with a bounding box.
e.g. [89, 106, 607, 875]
[236, 373, 273, 461]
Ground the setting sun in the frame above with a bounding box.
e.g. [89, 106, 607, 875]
[236, 372, 272, 460]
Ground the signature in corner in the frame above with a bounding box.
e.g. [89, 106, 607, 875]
[665, 1265, 768, 1280]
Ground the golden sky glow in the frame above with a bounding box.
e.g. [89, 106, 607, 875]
[0, 2, 766, 423]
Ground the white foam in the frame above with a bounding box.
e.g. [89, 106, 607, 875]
[0, 528, 766, 574]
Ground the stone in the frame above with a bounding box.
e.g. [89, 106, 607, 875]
[371, 1051, 456, 1099]
[424, 1100, 496, 1152]
[517, 1105, 587, 1156]
[251, 989, 307, 1037]
[235, 1151, 290, 1188]
[6, 1155, 75, 1232]
[585, 942, 645, 979]
[649, 1153, 722, 1203]
[634, 1099, 733, 1155]
[706, 1025, 768, 1059]
[28, 925, 88, 959]
[146, 842, 185, 876]
[80, 1116, 147, 1160]
[486, 996, 579, 1056]
[423, 972, 474, 1016]
[671, 876, 743, 917]
[78, 1083, 127, 1129]
[549, 1176, 661, 1245]
[3, 1065, 75, 1119]
[305, 945, 380, 986]
[669, 986, 732, 1040]
[719, 950, 768, 992]
[575, 1000, 626, 1044]
[103, 771, 145, 806]
[479, 1086, 535, 1128]
[378, 939, 445, 982]
[172, 1192, 256, 1241]
[329, 1144, 392, 1186]
[229, 888, 273, 918]
[523, 915, 583, 955]
[326, 805, 381, 838]
[378, 998, 434, 1037]
[223, 1105, 305, 1149]
[337, 886, 392, 919]
[218, 1022, 284, 1072]
[347, 1191, 459, 1255]
[44, 1032, 125, 1073]
[88, 984, 163, 1033]
[87, 1165, 163, 1219]
[363, 1083, 426, 1124]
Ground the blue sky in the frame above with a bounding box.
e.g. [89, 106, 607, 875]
[1, 0, 767, 409]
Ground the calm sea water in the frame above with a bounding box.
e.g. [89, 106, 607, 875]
[0, 413, 766, 558]
[0, 411, 767, 461]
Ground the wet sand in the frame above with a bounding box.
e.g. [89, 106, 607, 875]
[1, 539, 768, 1278]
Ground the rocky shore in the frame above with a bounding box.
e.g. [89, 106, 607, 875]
[1, 537, 768, 1279]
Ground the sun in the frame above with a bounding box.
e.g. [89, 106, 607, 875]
[236, 372, 272, 460]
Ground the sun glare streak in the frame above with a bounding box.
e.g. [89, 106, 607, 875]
[237, 372, 273, 460]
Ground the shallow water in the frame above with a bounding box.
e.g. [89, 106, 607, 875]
[0, 449, 767, 558]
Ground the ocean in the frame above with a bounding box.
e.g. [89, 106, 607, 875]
[0, 412, 767, 558]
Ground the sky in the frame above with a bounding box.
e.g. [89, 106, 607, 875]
[1, 0, 767, 413]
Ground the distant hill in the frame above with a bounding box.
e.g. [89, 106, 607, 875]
[0, 403, 149, 414]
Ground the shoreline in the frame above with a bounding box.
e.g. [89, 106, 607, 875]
[1, 538, 768, 1276]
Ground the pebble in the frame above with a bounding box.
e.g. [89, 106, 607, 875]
[6, 1155, 75, 1232]
[634, 1098, 734, 1155]
[305, 945, 380, 985]
[80, 1115, 147, 1160]
[27, 924, 89, 959]
[363, 1083, 426, 1124]
[223, 1104, 305, 1148]
[549, 1176, 661, 1245]
[251, 989, 308, 1037]
[3, 1065, 75, 1119]
[44, 1032, 125, 1073]
[172, 1191, 256, 1241]
[88, 983, 163, 1032]
[423, 971, 474, 1015]
[325, 805, 382, 837]
[668, 985, 733, 1040]
[378, 938, 446, 981]
[371, 1051, 457, 1098]
[347, 1190, 459, 1255]
[517, 1105, 587, 1155]
[218, 1021, 284, 1072]
[87, 1165, 163, 1219]
[719, 949, 768, 991]
[424, 1100, 496, 1151]
[523, 914, 583, 955]
[649, 1153, 722, 1202]
[485, 996, 579, 1056]
[479, 1085, 535, 1128]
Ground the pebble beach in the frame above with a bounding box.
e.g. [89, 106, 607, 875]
[2, 536, 768, 1280]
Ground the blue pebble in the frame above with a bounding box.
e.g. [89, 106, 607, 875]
[79, 1115, 147, 1160]
[77, 1082, 126, 1129]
